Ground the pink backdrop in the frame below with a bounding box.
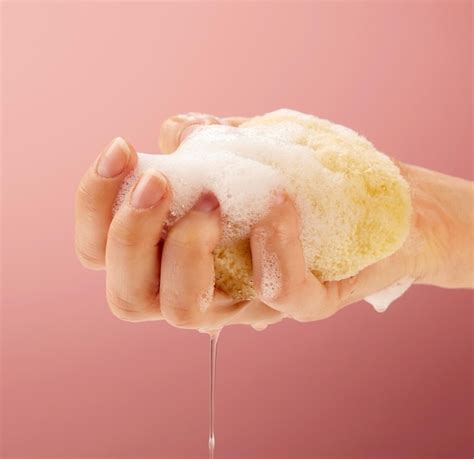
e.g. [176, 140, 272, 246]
[1, 2, 472, 458]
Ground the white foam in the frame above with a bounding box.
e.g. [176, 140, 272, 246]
[253, 229, 283, 300]
[364, 276, 414, 313]
[115, 123, 351, 261]
[116, 125, 287, 243]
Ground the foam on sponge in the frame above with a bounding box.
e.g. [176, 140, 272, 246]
[116, 109, 411, 300]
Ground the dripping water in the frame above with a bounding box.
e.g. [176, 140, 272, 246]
[208, 329, 221, 459]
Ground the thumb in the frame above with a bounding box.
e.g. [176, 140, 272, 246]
[158, 113, 249, 154]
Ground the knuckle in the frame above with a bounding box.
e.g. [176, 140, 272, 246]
[161, 289, 198, 328]
[108, 214, 141, 248]
[75, 176, 111, 223]
[265, 217, 296, 245]
[254, 215, 297, 250]
[167, 222, 214, 253]
[163, 304, 197, 328]
[251, 225, 268, 242]
[106, 289, 144, 322]
[75, 178, 98, 214]
[75, 246, 104, 270]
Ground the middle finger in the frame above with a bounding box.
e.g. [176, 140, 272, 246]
[160, 193, 222, 329]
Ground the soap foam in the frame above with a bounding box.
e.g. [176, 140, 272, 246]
[116, 122, 352, 267]
[253, 229, 283, 300]
[260, 250, 282, 300]
[116, 130, 286, 243]
[364, 276, 414, 313]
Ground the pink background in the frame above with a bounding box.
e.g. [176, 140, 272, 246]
[1, 2, 472, 458]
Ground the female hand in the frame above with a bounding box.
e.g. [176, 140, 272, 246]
[75, 113, 282, 331]
[75, 113, 473, 331]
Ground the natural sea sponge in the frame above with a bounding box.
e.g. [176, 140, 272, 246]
[116, 109, 411, 300]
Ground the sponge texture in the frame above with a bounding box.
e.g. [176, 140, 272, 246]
[117, 109, 411, 300]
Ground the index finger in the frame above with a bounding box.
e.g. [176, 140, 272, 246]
[75, 137, 137, 269]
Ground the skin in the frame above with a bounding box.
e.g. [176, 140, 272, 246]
[75, 113, 473, 332]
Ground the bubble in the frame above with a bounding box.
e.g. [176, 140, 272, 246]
[253, 229, 282, 301]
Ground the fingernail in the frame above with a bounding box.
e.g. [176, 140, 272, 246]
[131, 172, 167, 209]
[193, 192, 219, 212]
[97, 137, 129, 178]
[273, 191, 286, 206]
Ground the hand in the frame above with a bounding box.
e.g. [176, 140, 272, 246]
[75, 112, 473, 332]
[75, 113, 281, 332]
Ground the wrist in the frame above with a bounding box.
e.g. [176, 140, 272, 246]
[398, 162, 473, 289]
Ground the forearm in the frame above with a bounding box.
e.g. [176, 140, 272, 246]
[399, 162, 473, 289]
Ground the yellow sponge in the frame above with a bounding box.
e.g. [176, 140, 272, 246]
[210, 109, 411, 299]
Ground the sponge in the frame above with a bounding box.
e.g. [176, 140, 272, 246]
[116, 109, 411, 300]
